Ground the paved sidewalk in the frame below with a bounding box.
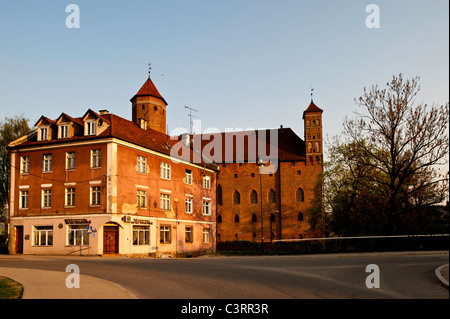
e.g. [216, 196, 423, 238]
[436, 264, 449, 287]
[0, 267, 136, 299]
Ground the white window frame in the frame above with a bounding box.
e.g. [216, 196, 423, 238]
[42, 189, 52, 208]
[133, 225, 150, 245]
[65, 188, 75, 207]
[202, 200, 211, 216]
[42, 154, 52, 172]
[66, 152, 76, 170]
[185, 198, 193, 214]
[137, 189, 147, 208]
[185, 169, 193, 185]
[38, 126, 49, 141]
[160, 225, 171, 243]
[203, 228, 211, 244]
[160, 162, 171, 180]
[185, 226, 193, 243]
[59, 123, 69, 138]
[85, 120, 96, 136]
[160, 193, 171, 210]
[20, 156, 29, 174]
[203, 175, 211, 189]
[33, 226, 53, 246]
[137, 155, 147, 174]
[67, 225, 89, 246]
[90, 186, 101, 206]
[91, 149, 101, 168]
[19, 190, 29, 209]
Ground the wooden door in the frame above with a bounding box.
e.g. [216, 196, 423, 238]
[103, 226, 119, 254]
[15, 226, 23, 254]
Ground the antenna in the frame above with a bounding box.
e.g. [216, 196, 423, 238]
[184, 105, 198, 134]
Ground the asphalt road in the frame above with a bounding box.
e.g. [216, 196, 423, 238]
[0, 252, 448, 299]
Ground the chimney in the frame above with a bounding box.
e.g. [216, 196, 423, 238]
[99, 109, 109, 115]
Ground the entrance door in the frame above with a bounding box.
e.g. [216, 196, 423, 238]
[103, 226, 119, 254]
[15, 226, 23, 254]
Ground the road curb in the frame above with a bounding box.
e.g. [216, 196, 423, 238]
[435, 264, 449, 288]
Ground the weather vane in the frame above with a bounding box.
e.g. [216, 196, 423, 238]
[148, 62, 152, 77]
[311, 85, 314, 102]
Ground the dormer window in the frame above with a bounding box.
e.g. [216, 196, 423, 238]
[59, 124, 69, 139]
[38, 126, 49, 141]
[85, 120, 96, 136]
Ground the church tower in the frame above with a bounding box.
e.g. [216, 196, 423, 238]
[302, 99, 323, 165]
[131, 75, 168, 134]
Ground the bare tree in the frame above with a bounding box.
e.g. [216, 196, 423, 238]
[343, 74, 449, 234]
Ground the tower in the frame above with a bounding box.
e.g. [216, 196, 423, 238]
[302, 99, 323, 165]
[131, 76, 168, 134]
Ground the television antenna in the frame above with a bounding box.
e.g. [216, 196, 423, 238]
[184, 105, 198, 134]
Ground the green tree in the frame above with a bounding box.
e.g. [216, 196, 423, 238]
[0, 115, 31, 222]
[343, 74, 449, 234]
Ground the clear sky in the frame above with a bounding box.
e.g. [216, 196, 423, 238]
[0, 0, 448, 157]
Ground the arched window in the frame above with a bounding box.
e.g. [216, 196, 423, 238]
[315, 142, 320, 153]
[298, 212, 304, 222]
[217, 185, 223, 206]
[268, 189, 276, 203]
[234, 214, 240, 223]
[269, 213, 275, 222]
[308, 143, 312, 153]
[251, 214, 257, 223]
[250, 190, 258, 204]
[217, 215, 222, 223]
[316, 156, 321, 164]
[296, 188, 304, 202]
[233, 191, 240, 204]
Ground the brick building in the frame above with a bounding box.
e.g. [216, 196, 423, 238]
[199, 100, 323, 242]
[7, 77, 218, 257]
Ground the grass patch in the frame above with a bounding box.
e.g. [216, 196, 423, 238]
[0, 276, 23, 299]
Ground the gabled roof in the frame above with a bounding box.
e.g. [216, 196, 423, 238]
[302, 101, 323, 119]
[54, 112, 84, 126]
[34, 116, 55, 127]
[130, 77, 168, 105]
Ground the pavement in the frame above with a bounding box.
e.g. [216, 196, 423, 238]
[0, 264, 137, 299]
[0, 252, 448, 299]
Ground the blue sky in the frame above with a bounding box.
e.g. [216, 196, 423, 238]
[0, 0, 448, 156]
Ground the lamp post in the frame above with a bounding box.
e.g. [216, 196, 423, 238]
[256, 157, 265, 255]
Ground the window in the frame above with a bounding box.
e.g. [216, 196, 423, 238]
[67, 225, 88, 246]
[42, 189, 52, 208]
[185, 198, 193, 214]
[66, 152, 76, 170]
[298, 212, 304, 222]
[203, 175, 211, 189]
[185, 169, 192, 184]
[19, 190, 28, 209]
[38, 127, 48, 141]
[59, 124, 69, 138]
[90, 186, 101, 206]
[42, 154, 52, 172]
[20, 156, 29, 174]
[234, 214, 240, 223]
[137, 190, 147, 208]
[268, 189, 276, 204]
[91, 149, 101, 168]
[296, 188, 305, 202]
[202, 200, 211, 215]
[86, 120, 96, 136]
[250, 190, 258, 204]
[251, 214, 257, 223]
[133, 225, 150, 245]
[217, 215, 222, 223]
[160, 225, 171, 243]
[137, 156, 147, 174]
[203, 228, 211, 244]
[33, 226, 53, 246]
[270, 213, 275, 222]
[185, 226, 193, 243]
[65, 188, 75, 207]
[233, 191, 240, 204]
[217, 185, 223, 206]
[297, 170, 301, 175]
[160, 193, 171, 210]
[160, 162, 171, 180]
